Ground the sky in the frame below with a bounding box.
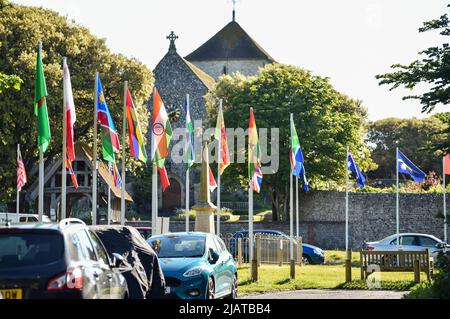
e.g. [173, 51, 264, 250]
[13, 0, 449, 121]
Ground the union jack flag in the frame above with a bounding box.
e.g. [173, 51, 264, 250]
[251, 166, 263, 194]
[17, 145, 27, 192]
[108, 162, 122, 189]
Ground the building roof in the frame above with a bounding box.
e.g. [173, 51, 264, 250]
[185, 20, 275, 63]
[182, 59, 216, 90]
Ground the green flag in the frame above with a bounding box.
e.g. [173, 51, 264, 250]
[34, 43, 51, 153]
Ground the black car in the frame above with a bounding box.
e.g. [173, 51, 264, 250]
[0, 219, 128, 299]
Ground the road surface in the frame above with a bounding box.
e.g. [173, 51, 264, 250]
[241, 289, 406, 299]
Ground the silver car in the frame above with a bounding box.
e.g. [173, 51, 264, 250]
[363, 233, 449, 260]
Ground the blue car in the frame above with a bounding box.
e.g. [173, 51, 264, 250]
[148, 232, 237, 299]
[229, 230, 325, 265]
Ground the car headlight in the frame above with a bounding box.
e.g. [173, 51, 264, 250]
[183, 266, 205, 277]
[313, 248, 324, 256]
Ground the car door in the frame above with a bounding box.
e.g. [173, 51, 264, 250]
[418, 235, 440, 258]
[399, 235, 421, 252]
[206, 235, 223, 295]
[215, 236, 234, 295]
[88, 230, 120, 299]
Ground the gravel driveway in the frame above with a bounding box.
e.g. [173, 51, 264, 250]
[241, 289, 407, 299]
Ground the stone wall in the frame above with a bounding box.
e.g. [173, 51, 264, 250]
[130, 191, 448, 250]
[190, 60, 269, 80]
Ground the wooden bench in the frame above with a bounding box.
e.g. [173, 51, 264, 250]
[360, 250, 434, 283]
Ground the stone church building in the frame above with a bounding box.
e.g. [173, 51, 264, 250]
[149, 14, 275, 215]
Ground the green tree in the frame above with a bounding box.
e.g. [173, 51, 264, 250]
[366, 116, 448, 180]
[206, 64, 375, 221]
[0, 4, 154, 204]
[0, 73, 22, 93]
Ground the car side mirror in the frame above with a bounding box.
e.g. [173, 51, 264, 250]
[436, 243, 446, 249]
[112, 253, 125, 268]
[209, 249, 220, 264]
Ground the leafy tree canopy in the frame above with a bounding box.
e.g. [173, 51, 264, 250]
[366, 115, 449, 180]
[0, 4, 154, 203]
[0, 72, 22, 93]
[376, 5, 450, 115]
[206, 64, 375, 220]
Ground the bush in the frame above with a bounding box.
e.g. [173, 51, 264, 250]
[172, 207, 235, 222]
[405, 253, 450, 299]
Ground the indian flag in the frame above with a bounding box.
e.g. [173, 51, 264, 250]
[151, 88, 172, 168]
[248, 108, 263, 193]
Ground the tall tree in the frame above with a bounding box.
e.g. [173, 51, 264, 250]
[0, 4, 154, 204]
[207, 64, 375, 221]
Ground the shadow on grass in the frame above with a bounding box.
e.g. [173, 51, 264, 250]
[275, 278, 292, 285]
[238, 279, 255, 286]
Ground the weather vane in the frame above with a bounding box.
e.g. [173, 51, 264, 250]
[228, 0, 240, 21]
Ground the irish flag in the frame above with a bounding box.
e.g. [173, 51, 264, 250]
[248, 108, 263, 193]
[63, 59, 76, 162]
[34, 43, 51, 153]
[151, 88, 172, 168]
[126, 88, 147, 163]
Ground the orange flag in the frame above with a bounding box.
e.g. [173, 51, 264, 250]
[444, 155, 450, 175]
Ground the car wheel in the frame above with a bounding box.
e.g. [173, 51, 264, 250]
[225, 275, 238, 299]
[206, 277, 215, 299]
[302, 255, 312, 265]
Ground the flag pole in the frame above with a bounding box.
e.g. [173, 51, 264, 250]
[289, 113, 295, 279]
[108, 185, 111, 225]
[444, 156, 447, 244]
[396, 147, 400, 247]
[296, 176, 299, 239]
[16, 144, 20, 215]
[37, 42, 44, 223]
[249, 184, 254, 274]
[152, 88, 158, 235]
[217, 99, 223, 237]
[345, 146, 349, 252]
[92, 72, 99, 226]
[61, 57, 68, 221]
[185, 94, 190, 233]
[121, 81, 127, 226]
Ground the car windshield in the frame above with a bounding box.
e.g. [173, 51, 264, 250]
[149, 235, 205, 258]
[0, 232, 64, 269]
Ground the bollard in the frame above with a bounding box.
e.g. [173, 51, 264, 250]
[256, 234, 262, 267]
[251, 259, 258, 282]
[277, 238, 283, 267]
[290, 259, 296, 280]
[237, 238, 243, 266]
[360, 250, 365, 280]
[297, 237, 303, 267]
[414, 259, 421, 284]
[345, 248, 352, 283]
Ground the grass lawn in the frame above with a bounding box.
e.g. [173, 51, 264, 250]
[237, 250, 420, 295]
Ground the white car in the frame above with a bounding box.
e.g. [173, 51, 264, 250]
[363, 233, 449, 260]
[0, 213, 51, 224]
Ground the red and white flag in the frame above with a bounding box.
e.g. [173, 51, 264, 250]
[17, 145, 27, 192]
[63, 59, 76, 162]
[209, 166, 217, 193]
[158, 166, 171, 192]
[66, 154, 79, 189]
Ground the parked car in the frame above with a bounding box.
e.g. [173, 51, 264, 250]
[228, 230, 325, 265]
[148, 232, 238, 299]
[90, 225, 166, 299]
[363, 233, 449, 260]
[0, 213, 52, 224]
[0, 219, 128, 299]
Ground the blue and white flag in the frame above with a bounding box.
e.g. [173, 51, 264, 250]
[397, 150, 426, 183]
[347, 153, 366, 189]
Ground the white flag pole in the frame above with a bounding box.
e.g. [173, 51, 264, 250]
[345, 146, 349, 252]
[249, 185, 254, 262]
[151, 88, 158, 235]
[107, 185, 111, 225]
[396, 147, 400, 247]
[296, 176, 299, 240]
[121, 81, 127, 226]
[61, 57, 68, 221]
[185, 94, 190, 233]
[16, 144, 20, 215]
[92, 72, 99, 226]
[289, 114, 295, 278]
[217, 99, 223, 237]
[444, 156, 447, 244]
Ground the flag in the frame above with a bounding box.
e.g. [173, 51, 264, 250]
[34, 43, 51, 153]
[185, 96, 195, 170]
[66, 154, 78, 189]
[302, 168, 309, 192]
[209, 166, 217, 193]
[108, 162, 122, 189]
[158, 166, 171, 192]
[17, 146, 27, 192]
[215, 105, 230, 174]
[248, 108, 263, 193]
[444, 155, 450, 176]
[290, 116, 304, 177]
[397, 150, 426, 183]
[97, 74, 120, 163]
[63, 59, 76, 162]
[151, 88, 172, 168]
[126, 88, 147, 163]
[347, 153, 366, 189]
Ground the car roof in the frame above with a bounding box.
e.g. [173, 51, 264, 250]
[149, 232, 211, 239]
[383, 233, 443, 241]
[0, 222, 86, 233]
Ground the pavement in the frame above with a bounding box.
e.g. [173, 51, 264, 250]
[240, 289, 407, 299]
